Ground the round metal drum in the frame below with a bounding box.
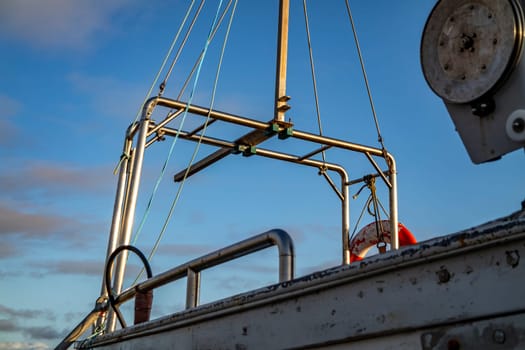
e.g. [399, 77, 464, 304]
[421, 0, 524, 104]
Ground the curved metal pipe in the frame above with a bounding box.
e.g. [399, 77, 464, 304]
[114, 229, 295, 308]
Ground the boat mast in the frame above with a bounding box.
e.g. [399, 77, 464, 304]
[274, 0, 290, 122]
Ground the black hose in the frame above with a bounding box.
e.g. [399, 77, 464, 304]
[104, 245, 153, 329]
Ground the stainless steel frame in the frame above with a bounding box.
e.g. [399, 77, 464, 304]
[99, 0, 398, 336]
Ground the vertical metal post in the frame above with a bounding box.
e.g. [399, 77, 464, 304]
[106, 108, 151, 332]
[274, 0, 290, 122]
[341, 176, 350, 264]
[387, 154, 399, 250]
[96, 137, 133, 330]
[186, 268, 201, 309]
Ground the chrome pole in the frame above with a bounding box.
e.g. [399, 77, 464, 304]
[342, 176, 350, 264]
[95, 137, 133, 330]
[387, 153, 399, 250]
[106, 103, 152, 332]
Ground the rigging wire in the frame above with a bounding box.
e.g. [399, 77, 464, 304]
[302, 0, 326, 164]
[158, 0, 206, 96]
[130, 0, 196, 125]
[146, 0, 237, 266]
[176, 0, 234, 100]
[131, 0, 233, 246]
[344, 0, 386, 150]
[132, 0, 237, 283]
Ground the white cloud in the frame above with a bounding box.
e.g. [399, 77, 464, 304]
[0, 160, 114, 199]
[0, 0, 139, 51]
[0, 342, 49, 350]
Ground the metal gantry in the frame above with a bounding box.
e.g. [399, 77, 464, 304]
[99, 0, 398, 335]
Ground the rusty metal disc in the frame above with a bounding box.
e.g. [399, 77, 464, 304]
[421, 0, 524, 104]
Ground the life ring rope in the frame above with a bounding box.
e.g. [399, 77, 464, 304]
[349, 220, 416, 262]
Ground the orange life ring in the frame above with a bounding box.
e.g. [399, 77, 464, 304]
[349, 220, 416, 262]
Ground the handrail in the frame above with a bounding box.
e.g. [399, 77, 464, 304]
[55, 229, 294, 349]
[115, 229, 294, 309]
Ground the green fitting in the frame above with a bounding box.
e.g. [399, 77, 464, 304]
[242, 146, 257, 156]
[278, 127, 293, 139]
[266, 123, 280, 136]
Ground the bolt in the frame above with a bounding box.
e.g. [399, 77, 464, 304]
[512, 117, 525, 133]
[493, 329, 506, 344]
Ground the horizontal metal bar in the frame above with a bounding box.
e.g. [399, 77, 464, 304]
[298, 145, 332, 161]
[114, 229, 295, 306]
[148, 97, 385, 157]
[347, 170, 391, 186]
[155, 125, 349, 179]
[174, 148, 231, 182]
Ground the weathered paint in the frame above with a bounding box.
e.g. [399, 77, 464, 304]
[80, 209, 525, 349]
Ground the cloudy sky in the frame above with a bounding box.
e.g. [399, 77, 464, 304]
[1, 1, 523, 349]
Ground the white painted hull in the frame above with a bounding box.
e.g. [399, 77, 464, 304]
[80, 209, 525, 350]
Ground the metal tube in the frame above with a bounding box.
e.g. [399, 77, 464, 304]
[114, 230, 295, 306]
[55, 301, 108, 350]
[107, 103, 152, 332]
[186, 268, 200, 309]
[96, 137, 132, 329]
[150, 97, 385, 157]
[147, 109, 184, 137]
[387, 153, 399, 250]
[158, 125, 352, 266]
[292, 129, 383, 157]
[342, 177, 350, 265]
[364, 152, 392, 188]
[274, 0, 290, 122]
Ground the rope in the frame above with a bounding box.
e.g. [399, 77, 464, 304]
[344, 0, 386, 150]
[158, 0, 206, 96]
[176, 0, 234, 100]
[133, 0, 236, 283]
[130, 1, 196, 125]
[350, 195, 371, 241]
[302, 0, 326, 164]
[131, 0, 232, 246]
[148, 0, 236, 263]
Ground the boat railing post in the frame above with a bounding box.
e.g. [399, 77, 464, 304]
[387, 153, 399, 250]
[186, 268, 201, 309]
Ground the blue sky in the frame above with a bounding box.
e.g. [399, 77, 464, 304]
[0, 1, 523, 349]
